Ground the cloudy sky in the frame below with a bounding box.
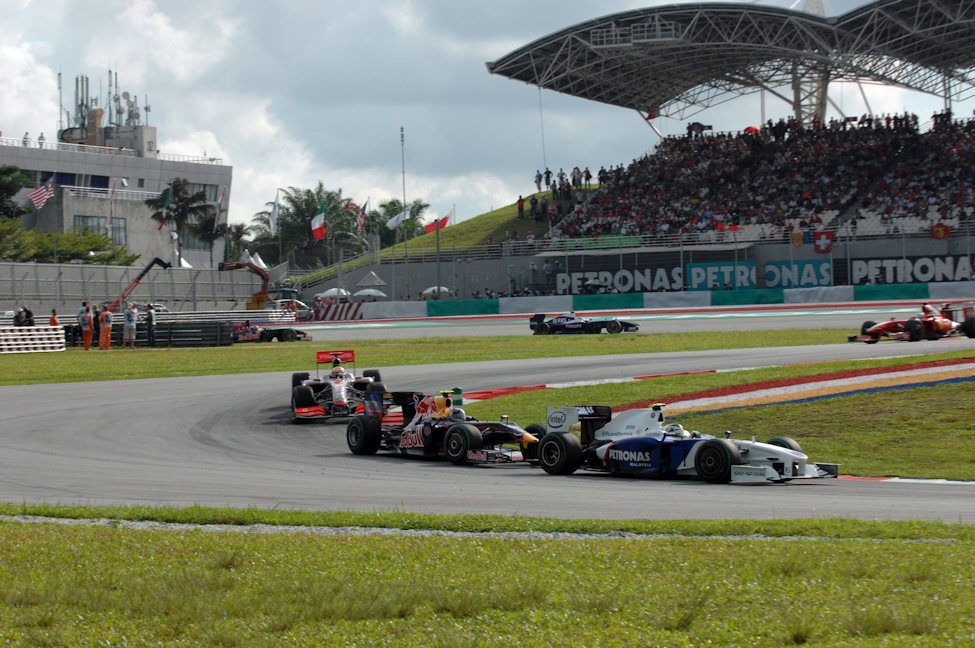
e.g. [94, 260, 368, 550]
[3, 0, 972, 227]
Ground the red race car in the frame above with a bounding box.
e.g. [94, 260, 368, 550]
[849, 303, 975, 343]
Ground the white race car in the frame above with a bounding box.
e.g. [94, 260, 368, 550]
[535, 403, 838, 483]
[291, 350, 382, 422]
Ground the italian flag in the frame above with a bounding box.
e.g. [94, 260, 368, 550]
[311, 203, 326, 241]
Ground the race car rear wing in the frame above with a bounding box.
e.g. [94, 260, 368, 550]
[545, 405, 613, 446]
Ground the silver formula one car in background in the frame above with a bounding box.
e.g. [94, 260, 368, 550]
[534, 403, 838, 483]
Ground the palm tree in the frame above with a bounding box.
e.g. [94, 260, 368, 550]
[224, 222, 253, 263]
[251, 183, 368, 269]
[187, 210, 228, 267]
[145, 178, 210, 266]
[376, 198, 429, 248]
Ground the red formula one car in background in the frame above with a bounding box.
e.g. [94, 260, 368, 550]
[849, 303, 975, 343]
[291, 350, 383, 421]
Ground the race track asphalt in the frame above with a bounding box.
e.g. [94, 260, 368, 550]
[1, 321, 974, 521]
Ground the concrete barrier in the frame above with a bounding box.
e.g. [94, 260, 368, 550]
[643, 292, 710, 308]
[783, 286, 855, 303]
[0, 325, 65, 353]
[711, 288, 784, 306]
[928, 281, 975, 300]
[426, 299, 499, 317]
[499, 295, 572, 315]
[853, 284, 928, 301]
[572, 293, 645, 311]
[360, 302, 427, 319]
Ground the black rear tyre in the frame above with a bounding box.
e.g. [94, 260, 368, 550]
[291, 372, 310, 388]
[347, 415, 381, 455]
[444, 424, 482, 465]
[606, 320, 623, 334]
[766, 437, 802, 453]
[904, 318, 923, 341]
[363, 369, 382, 382]
[538, 433, 582, 475]
[535, 322, 550, 335]
[694, 439, 743, 483]
[962, 317, 975, 339]
[860, 320, 876, 335]
[281, 329, 298, 342]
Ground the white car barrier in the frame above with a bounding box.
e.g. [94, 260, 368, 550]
[0, 326, 65, 353]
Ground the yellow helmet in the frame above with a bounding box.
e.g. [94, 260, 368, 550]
[432, 394, 452, 418]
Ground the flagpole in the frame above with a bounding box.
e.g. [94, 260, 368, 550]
[401, 126, 409, 300]
[435, 209, 442, 300]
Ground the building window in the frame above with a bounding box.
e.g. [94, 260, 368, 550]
[137, 178, 145, 188]
[181, 229, 210, 251]
[186, 183, 217, 201]
[146, 141, 154, 151]
[73, 215, 126, 246]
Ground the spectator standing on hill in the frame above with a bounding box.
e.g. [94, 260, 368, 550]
[517, 195, 524, 219]
[529, 195, 538, 218]
[544, 168, 552, 189]
[534, 170, 542, 192]
[583, 167, 592, 188]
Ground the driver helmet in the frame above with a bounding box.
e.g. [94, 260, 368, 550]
[664, 423, 690, 438]
[450, 407, 466, 420]
[329, 358, 345, 378]
[432, 394, 452, 419]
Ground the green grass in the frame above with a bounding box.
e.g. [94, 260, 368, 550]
[0, 328, 870, 385]
[2, 520, 975, 647]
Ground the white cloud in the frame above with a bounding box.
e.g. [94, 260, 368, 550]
[0, 41, 59, 139]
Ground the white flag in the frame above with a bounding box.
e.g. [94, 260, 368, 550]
[386, 206, 411, 230]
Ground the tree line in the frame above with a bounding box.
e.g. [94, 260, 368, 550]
[0, 165, 432, 269]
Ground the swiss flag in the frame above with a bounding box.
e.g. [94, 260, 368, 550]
[813, 230, 834, 253]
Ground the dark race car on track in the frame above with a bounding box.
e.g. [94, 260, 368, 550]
[534, 403, 837, 484]
[291, 350, 383, 422]
[346, 390, 541, 465]
[848, 303, 975, 343]
[530, 311, 639, 335]
[233, 320, 308, 343]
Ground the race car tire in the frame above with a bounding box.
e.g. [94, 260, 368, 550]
[363, 369, 382, 383]
[260, 329, 273, 343]
[962, 317, 975, 339]
[347, 415, 381, 455]
[538, 433, 582, 475]
[291, 372, 310, 388]
[860, 320, 877, 335]
[444, 424, 483, 465]
[694, 439, 743, 484]
[904, 318, 923, 342]
[766, 437, 802, 453]
[535, 322, 550, 335]
[606, 320, 623, 334]
[281, 329, 298, 343]
[291, 386, 316, 422]
[523, 424, 547, 463]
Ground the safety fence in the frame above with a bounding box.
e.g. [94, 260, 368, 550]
[0, 326, 65, 353]
[63, 321, 234, 348]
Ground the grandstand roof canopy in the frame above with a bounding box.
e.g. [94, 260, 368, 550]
[486, 0, 975, 121]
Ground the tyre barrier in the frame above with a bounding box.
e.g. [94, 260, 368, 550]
[63, 321, 234, 348]
[0, 326, 66, 354]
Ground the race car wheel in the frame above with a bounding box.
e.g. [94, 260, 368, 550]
[535, 322, 550, 335]
[259, 329, 273, 343]
[292, 386, 316, 422]
[291, 372, 310, 388]
[694, 439, 742, 484]
[860, 320, 877, 335]
[606, 320, 623, 334]
[523, 424, 547, 463]
[904, 318, 923, 342]
[766, 437, 802, 453]
[538, 433, 582, 475]
[962, 317, 975, 339]
[281, 329, 298, 342]
[444, 424, 483, 465]
[363, 369, 383, 383]
[347, 415, 381, 455]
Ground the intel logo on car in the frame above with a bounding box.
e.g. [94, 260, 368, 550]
[548, 411, 567, 428]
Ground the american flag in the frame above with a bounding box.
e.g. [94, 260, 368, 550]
[28, 178, 55, 209]
[356, 199, 368, 233]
